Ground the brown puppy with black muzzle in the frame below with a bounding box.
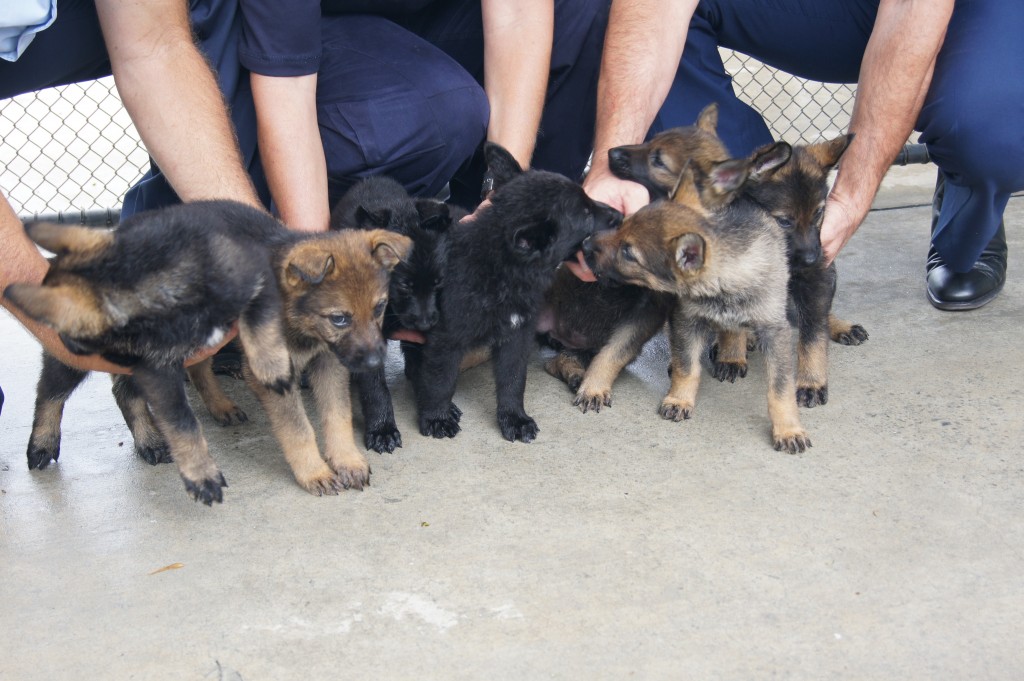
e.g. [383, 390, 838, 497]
[247, 229, 412, 495]
[587, 145, 812, 453]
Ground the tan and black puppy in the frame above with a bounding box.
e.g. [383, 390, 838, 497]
[610, 120, 867, 403]
[246, 229, 411, 495]
[587, 145, 812, 453]
[5, 201, 295, 504]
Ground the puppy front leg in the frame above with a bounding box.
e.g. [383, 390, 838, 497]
[492, 326, 537, 442]
[238, 283, 293, 395]
[415, 343, 464, 439]
[573, 322, 651, 413]
[27, 353, 88, 470]
[761, 324, 812, 453]
[307, 352, 370, 490]
[111, 373, 172, 465]
[132, 365, 227, 505]
[351, 365, 401, 453]
[244, 358, 342, 496]
[660, 309, 705, 422]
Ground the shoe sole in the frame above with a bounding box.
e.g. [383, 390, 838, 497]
[926, 279, 1005, 311]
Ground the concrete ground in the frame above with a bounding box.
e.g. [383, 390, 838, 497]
[1, 166, 1022, 680]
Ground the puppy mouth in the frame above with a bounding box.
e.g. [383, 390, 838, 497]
[564, 249, 597, 282]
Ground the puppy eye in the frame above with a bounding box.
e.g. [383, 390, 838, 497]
[650, 150, 667, 170]
[621, 243, 637, 263]
[775, 216, 795, 230]
[373, 301, 387, 318]
[814, 206, 825, 222]
[328, 313, 351, 328]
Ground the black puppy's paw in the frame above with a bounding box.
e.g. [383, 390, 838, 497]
[419, 403, 462, 439]
[497, 411, 538, 443]
[796, 385, 829, 408]
[365, 423, 403, 453]
[27, 443, 59, 470]
[833, 324, 869, 346]
[137, 441, 174, 466]
[182, 471, 228, 506]
[708, 344, 748, 383]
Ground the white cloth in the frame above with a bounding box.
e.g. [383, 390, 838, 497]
[0, 0, 58, 62]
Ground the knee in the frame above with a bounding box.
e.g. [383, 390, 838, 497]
[922, 88, 1024, 192]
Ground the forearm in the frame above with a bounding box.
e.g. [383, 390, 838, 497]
[96, 0, 260, 209]
[824, 0, 951, 258]
[590, 0, 695, 176]
[482, 0, 552, 168]
[251, 73, 329, 233]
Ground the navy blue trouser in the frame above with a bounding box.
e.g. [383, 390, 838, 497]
[655, 0, 1024, 273]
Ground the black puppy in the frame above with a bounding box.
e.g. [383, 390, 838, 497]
[329, 177, 456, 453]
[413, 142, 622, 442]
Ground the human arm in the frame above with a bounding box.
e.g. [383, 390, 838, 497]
[95, 0, 261, 209]
[251, 72, 330, 233]
[821, 0, 953, 265]
[480, 0, 553, 170]
[582, 0, 697, 214]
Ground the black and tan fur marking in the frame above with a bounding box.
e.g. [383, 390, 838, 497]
[5, 201, 295, 505]
[244, 228, 412, 494]
[588, 148, 812, 453]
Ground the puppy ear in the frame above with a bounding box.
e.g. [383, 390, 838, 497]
[414, 199, 452, 232]
[695, 102, 719, 134]
[805, 133, 854, 170]
[511, 221, 555, 257]
[670, 161, 704, 212]
[4, 281, 110, 337]
[26, 222, 114, 260]
[284, 242, 336, 287]
[674, 233, 706, 272]
[484, 142, 523, 188]
[355, 206, 392, 230]
[748, 141, 793, 181]
[367, 230, 413, 271]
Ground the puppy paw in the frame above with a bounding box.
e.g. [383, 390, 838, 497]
[832, 324, 869, 346]
[772, 429, 812, 454]
[573, 388, 612, 414]
[334, 460, 372, 491]
[27, 442, 59, 470]
[419, 403, 462, 439]
[296, 465, 344, 497]
[796, 384, 829, 408]
[659, 398, 694, 422]
[497, 411, 539, 443]
[708, 344, 747, 383]
[365, 423, 402, 454]
[209, 403, 249, 427]
[136, 440, 173, 466]
[181, 470, 228, 506]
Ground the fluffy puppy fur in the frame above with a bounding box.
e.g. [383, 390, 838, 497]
[412, 142, 622, 442]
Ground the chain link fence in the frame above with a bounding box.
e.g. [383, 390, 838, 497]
[0, 52, 865, 217]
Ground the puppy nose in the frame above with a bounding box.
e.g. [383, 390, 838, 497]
[798, 247, 822, 267]
[608, 147, 628, 172]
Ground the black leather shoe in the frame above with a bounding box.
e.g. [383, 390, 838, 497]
[926, 174, 1007, 311]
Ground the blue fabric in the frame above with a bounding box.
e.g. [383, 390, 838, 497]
[658, 0, 1024, 273]
[237, 0, 321, 77]
[0, 0, 58, 62]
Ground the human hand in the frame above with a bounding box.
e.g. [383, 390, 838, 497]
[582, 163, 650, 216]
[459, 195, 493, 225]
[820, 194, 861, 267]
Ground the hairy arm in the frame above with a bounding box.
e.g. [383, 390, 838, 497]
[821, 0, 953, 265]
[582, 0, 696, 214]
[251, 73, 330, 233]
[481, 0, 553, 169]
[96, 0, 261, 208]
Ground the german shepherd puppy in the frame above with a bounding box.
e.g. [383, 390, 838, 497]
[329, 177, 454, 453]
[244, 227, 411, 494]
[4, 201, 295, 504]
[413, 142, 622, 442]
[609, 114, 867, 403]
[587, 147, 813, 453]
